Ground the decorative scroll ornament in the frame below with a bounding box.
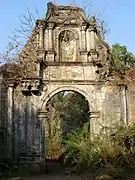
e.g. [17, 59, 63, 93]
[21, 80, 31, 92]
[21, 79, 41, 95]
[31, 80, 40, 92]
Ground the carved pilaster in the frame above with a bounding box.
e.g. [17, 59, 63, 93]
[38, 22, 44, 49]
[81, 24, 87, 51]
[44, 28, 48, 51]
[80, 23, 88, 62]
[46, 23, 55, 61]
[7, 83, 14, 159]
[89, 27, 96, 50]
[88, 27, 98, 61]
[120, 85, 128, 124]
[48, 22, 54, 51]
[36, 48, 46, 78]
[35, 26, 39, 48]
[36, 111, 46, 169]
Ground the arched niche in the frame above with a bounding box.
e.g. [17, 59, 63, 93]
[58, 30, 79, 62]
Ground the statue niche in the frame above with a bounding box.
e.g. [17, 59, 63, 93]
[59, 30, 77, 62]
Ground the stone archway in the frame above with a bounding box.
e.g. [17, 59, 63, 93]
[37, 87, 91, 163]
[36, 85, 100, 171]
[37, 85, 100, 139]
[40, 86, 92, 111]
[44, 89, 90, 159]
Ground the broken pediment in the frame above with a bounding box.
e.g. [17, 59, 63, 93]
[45, 2, 88, 25]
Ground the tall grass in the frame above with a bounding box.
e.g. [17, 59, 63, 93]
[63, 122, 135, 177]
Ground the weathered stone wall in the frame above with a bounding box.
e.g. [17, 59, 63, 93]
[13, 86, 43, 158]
[127, 84, 135, 123]
[0, 76, 8, 128]
[93, 85, 122, 134]
[39, 83, 123, 134]
[8, 78, 125, 158]
[12, 82, 123, 158]
[0, 75, 8, 159]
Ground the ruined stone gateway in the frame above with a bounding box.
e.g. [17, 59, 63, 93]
[0, 2, 135, 167]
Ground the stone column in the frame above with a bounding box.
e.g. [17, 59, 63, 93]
[7, 83, 14, 160]
[37, 22, 44, 76]
[89, 28, 96, 50]
[46, 22, 55, 61]
[36, 111, 46, 171]
[120, 85, 128, 124]
[80, 24, 88, 62]
[81, 25, 87, 51]
[0, 76, 2, 127]
[48, 23, 54, 51]
[35, 26, 39, 48]
[24, 96, 28, 146]
[37, 49, 44, 77]
[44, 29, 48, 51]
[89, 28, 98, 60]
[39, 22, 44, 49]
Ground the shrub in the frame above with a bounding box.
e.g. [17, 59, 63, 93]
[63, 122, 135, 176]
[63, 122, 92, 172]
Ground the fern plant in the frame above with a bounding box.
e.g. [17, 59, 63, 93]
[63, 122, 92, 172]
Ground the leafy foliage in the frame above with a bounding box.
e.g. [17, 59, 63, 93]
[63, 122, 135, 178]
[63, 122, 91, 172]
[110, 43, 135, 73]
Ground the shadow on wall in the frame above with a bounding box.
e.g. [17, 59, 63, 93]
[13, 104, 45, 167]
[0, 94, 45, 174]
[0, 80, 8, 161]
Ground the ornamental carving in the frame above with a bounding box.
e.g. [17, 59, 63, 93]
[21, 79, 41, 95]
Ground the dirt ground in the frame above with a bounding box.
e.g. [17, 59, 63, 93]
[24, 174, 93, 180]
[10, 171, 135, 180]
[9, 160, 135, 180]
[9, 160, 95, 180]
[24, 160, 94, 180]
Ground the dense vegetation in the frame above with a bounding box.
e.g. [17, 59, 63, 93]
[45, 91, 89, 159]
[63, 122, 135, 178]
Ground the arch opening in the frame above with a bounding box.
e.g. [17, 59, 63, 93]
[44, 90, 90, 160]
